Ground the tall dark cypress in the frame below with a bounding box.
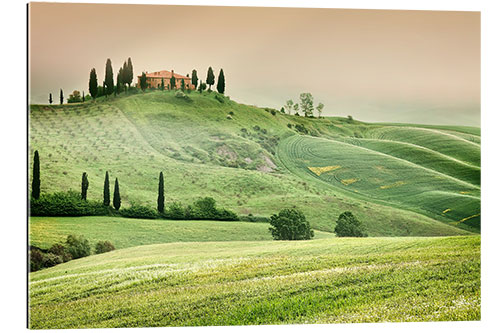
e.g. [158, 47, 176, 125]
[49, 93, 53, 104]
[104, 58, 114, 96]
[89, 68, 98, 99]
[157, 172, 165, 213]
[217, 69, 225, 94]
[139, 72, 147, 91]
[169, 72, 176, 90]
[113, 178, 121, 210]
[191, 69, 198, 89]
[59, 89, 64, 104]
[206, 67, 215, 91]
[103, 171, 110, 206]
[126, 57, 133, 88]
[81, 172, 89, 200]
[32, 150, 40, 199]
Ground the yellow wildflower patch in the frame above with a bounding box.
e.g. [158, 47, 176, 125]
[457, 213, 480, 224]
[308, 165, 341, 176]
[442, 208, 451, 214]
[460, 191, 471, 195]
[380, 181, 406, 190]
[341, 178, 358, 186]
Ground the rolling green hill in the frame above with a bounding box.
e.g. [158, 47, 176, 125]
[29, 216, 335, 250]
[29, 90, 480, 235]
[29, 235, 480, 328]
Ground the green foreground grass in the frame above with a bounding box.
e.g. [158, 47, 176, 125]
[29, 235, 480, 328]
[29, 216, 335, 250]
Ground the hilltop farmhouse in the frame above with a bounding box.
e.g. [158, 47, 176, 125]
[137, 70, 195, 90]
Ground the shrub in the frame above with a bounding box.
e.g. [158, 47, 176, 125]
[214, 93, 225, 103]
[216, 208, 239, 221]
[175, 90, 191, 101]
[240, 214, 270, 223]
[294, 124, 308, 134]
[30, 248, 44, 272]
[334, 211, 367, 237]
[42, 252, 63, 268]
[95, 241, 115, 254]
[166, 202, 185, 219]
[30, 191, 109, 216]
[192, 197, 218, 219]
[48, 243, 72, 262]
[120, 205, 158, 219]
[66, 234, 91, 259]
[269, 208, 314, 240]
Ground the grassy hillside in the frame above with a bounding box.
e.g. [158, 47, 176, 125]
[29, 235, 480, 328]
[29, 90, 479, 235]
[29, 216, 335, 249]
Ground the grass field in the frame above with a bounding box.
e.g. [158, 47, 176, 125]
[29, 216, 335, 250]
[29, 91, 480, 235]
[29, 235, 480, 328]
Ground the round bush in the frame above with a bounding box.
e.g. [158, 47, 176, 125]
[334, 211, 367, 237]
[66, 234, 91, 259]
[95, 241, 115, 254]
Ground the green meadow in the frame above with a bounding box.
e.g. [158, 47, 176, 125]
[29, 90, 480, 327]
[29, 235, 480, 328]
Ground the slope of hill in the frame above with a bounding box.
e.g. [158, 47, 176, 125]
[29, 216, 335, 249]
[28, 235, 480, 328]
[29, 90, 480, 235]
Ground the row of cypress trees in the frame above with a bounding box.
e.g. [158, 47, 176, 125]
[31, 151, 166, 213]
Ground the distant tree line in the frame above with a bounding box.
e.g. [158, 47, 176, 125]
[29, 150, 238, 221]
[283, 93, 324, 118]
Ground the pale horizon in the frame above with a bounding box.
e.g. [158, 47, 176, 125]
[29, 3, 480, 126]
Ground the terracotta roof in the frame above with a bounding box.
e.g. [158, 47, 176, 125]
[139, 70, 190, 79]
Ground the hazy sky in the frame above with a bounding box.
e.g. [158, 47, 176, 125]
[29, 2, 480, 126]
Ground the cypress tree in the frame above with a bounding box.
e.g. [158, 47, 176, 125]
[157, 172, 165, 213]
[139, 72, 147, 91]
[49, 93, 52, 104]
[170, 73, 176, 90]
[82, 91, 85, 102]
[104, 58, 114, 96]
[217, 68, 225, 94]
[81, 172, 89, 200]
[32, 150, 40, 199]
[103, 171, 110, 206]
[191, 69, 198, 89]
[89, 68, 98, 99]
[59, 89, 64, 104]
[126, 57, 133, 88]
[206, 67, 215, 91]
[181, 78, 186, 91]
[116, 70, 123, 95]
[113, 178, 121, 210]
[161, 78, 165, 91]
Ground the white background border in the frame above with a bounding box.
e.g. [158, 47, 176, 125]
[1, 0, 498, 332]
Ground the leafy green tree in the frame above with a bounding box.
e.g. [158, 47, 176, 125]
[206, 67, 215, 91]
[198, 81, 207, 93]
[157, 171, 165, 213]
[81, 172, 89, 200]
[316, 102, 324, 118]
[170, 74, 176, 90]
[59, 89, 64, 104]
[216, 68, 225, 94]
[334, 211, 367, 237]
[113, 178, 121, 210]
[139, 72, 147, 91]
[299, 93, 314, 117]
[103, 171, 110, 206]
[104, 58, 114, 96]
[191, 69, 198, 89]
[67, 90, 82, 103]
[32, 150, 40, 199]
[293, 103, 299, 115]
[181, 78, 186, 91]
[89, 68, 98, 100]
[48, 93, 53, 104]
[284, 99, 294, 115]
[269, 208, 314, 240]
